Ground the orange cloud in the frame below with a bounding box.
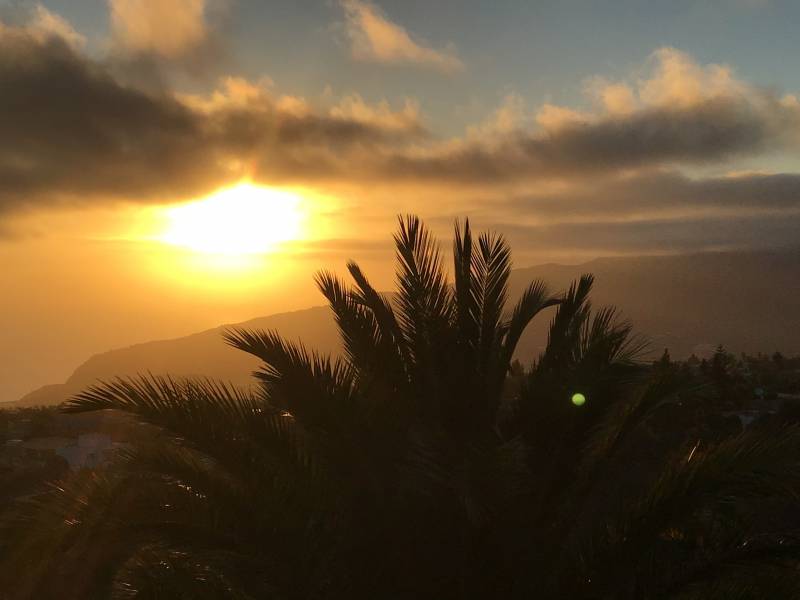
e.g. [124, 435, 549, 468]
[340, 0, 464, 73]
[109, 0, 209, 59]
[330, 94, 423, 133]
[535, 103, 591, 132]
[637, 47, 745, 107]
[578, 47, 749, 116]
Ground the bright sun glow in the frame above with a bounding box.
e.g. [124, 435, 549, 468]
[159, 183, 305, 256]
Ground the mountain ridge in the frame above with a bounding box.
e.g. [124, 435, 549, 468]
[7, 248, 800, 408]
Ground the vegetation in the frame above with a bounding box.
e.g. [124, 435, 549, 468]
[3, 217, 800, 599]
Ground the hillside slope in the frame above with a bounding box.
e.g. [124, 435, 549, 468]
[9, 249, 800, 408]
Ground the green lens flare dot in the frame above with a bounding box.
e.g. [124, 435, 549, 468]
[571, 392, 586, 406]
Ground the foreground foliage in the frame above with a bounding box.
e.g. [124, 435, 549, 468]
[3, 217, 800, 599]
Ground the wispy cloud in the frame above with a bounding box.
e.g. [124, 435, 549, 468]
[339, 0, 464, 73]
[0, 3, 85, 49]
[109, 0, 208, 59]
[106, 0, 231, 83]
[28, 4, 86, 49]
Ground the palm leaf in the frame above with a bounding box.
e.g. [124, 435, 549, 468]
[537, 274, 594, 374]
[604, 426, 800, 576]
[224, 328, 357, 435]
[452, 219, 479, 351]
[64, 375, 310, 479]
[501, 280, 560, 384]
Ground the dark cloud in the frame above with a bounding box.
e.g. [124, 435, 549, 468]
[525, 98, 791, 171]
[417, 170, 800, 257]
[501, 171, 800, 220]
[0, 28, 219, 209]
[0, 26, 424, 212]
[377, 96, 800, 184]
[2, 22, 800, 218]
[489, 211, 800, 256]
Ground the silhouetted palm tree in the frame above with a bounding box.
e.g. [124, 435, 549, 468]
[3, 216, 800, 599]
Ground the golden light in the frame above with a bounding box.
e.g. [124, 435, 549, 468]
[159, 183, 305, 256]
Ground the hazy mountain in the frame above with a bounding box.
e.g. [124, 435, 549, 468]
[8, 249, 800, 408]
[8, 307, 341, 408]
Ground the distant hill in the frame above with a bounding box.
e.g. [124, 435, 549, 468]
[7, 307, 340, 408]
[511, 248, 800, 362]
[7, 248, 800, 408]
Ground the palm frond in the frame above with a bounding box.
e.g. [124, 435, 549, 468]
[393, 215, 454, 416]
[315, 270, 384, 375]
[502, 280, 560, 378]
[611, 426, 800, 564]
[1, 469, 146, 599]
[224, 328, 357, 435]
[393, 214, 453, 350]
[452, 218, 479, 351]
[345, 261, 412, 393]
[346, 260, 410, 371]
[473, 231, 511, 357]
[578, 307, 647, 369]
[537, 274, 594, 373]
[64, 375, 309, 478]
[111, 544, 261, 600]
[579, 373, 708, 484]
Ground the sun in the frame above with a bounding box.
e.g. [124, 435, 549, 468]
[158, 183, 305, 256]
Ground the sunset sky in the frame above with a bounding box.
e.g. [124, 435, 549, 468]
[2, 0, 800, 402]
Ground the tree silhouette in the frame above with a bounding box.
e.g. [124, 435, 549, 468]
[3, 217, 800, 599]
